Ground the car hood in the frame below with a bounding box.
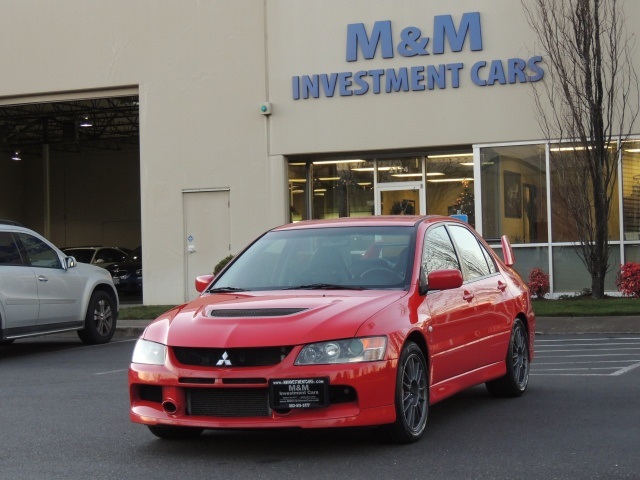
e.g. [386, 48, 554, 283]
[143, 290, 409, 348]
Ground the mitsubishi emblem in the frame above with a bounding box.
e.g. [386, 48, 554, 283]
[216, 351, 232, 366]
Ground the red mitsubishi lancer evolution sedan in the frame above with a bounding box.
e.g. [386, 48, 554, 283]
[129, 216, 535, 443]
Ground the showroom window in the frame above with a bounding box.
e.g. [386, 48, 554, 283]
[310, 159, 374, 218]
[480, 144, 547, 244]
[621, 140, 640, 241]
[426, 152, 475, 227]
[549, 143, 620, 242]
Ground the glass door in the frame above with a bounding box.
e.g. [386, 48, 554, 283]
[376, 183, 425, 215]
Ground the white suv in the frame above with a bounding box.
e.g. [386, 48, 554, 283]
[0, 221, 119, 344]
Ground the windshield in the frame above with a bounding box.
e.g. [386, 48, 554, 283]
[212, 226, 414, 291]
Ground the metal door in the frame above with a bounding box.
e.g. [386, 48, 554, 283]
[183, 189, 231, 301]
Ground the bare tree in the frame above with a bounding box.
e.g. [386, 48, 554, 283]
[522, 0, 640, 298]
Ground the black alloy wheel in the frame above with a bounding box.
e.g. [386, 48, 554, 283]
[382, 341, 429, 444]
[486, 318, 530, 397]
[77, 291, 117, 345]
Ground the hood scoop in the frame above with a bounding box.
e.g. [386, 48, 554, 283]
[208, 307, 309, 318]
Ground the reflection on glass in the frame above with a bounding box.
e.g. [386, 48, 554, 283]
[377, 157, 422, 183]
[288, 163, 307, 222]
[622, 140, 640, 241]
[426, 152, 475, 227]
[481, 145, 546, 244]
[311, 159, 374, 219]
[552, 245, 619, 293]
[381, 189, 420, 215]
[550, 143, 619, 242]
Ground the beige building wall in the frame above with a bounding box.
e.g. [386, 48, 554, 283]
[1, 0, 639, 303]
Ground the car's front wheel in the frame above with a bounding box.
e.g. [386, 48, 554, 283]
[77, 291, 117, 345]
[148, 425, 204, 439]
[382, 341, 429, 444]
[486, 318, 530, 397]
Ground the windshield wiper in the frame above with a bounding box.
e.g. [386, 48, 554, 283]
[284, 283, 363, 290]
[207, 287, 247, 293]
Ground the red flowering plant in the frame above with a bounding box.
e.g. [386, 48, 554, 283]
[528, 268, 550, 299]
[616, 262, 640, 298]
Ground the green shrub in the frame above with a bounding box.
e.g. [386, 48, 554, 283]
[214, 254, 234, 275]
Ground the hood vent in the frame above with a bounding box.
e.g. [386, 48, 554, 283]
[208, 308, 308, 318]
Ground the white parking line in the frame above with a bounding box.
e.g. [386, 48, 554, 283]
[94, 368, 129, 375]
[532, 335, 640, 376]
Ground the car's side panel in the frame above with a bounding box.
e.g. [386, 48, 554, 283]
[0, 265, 39, 330]
[468, 274, 514, 366]
[422, 287, 481, 385]
[34, 265, 84, 326]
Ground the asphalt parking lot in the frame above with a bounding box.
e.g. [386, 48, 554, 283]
[1, 330, 639, 480]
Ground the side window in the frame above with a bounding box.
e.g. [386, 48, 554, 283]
[422, 226, 460, 274]
[447, 225, 491, 280]
[15, 233, 61, 269]
[0, 232, 24, 265]
[480, 243, 498, 274]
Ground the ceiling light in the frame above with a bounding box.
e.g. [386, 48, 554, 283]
[391, 173, 423, 178]
[425, 172, 445, 176]
[313, 159, 366, 165]
[79, 115, 93, 127]
[427, 153, 473, 159]
[11, 149, 21, 161]
[427, 177, 475, 183]
[625, 148, 640, 153]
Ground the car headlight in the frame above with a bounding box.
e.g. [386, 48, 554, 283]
[295, 336, 387, 365]
[132, 339, 167, 365]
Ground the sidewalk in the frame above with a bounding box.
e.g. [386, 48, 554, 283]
[115, 316, 640, 337]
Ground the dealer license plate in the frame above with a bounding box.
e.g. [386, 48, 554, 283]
[269, 378, 329, 409]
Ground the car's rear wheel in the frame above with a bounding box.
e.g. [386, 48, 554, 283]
[148, 425, 204, 439]
[486, 318, 530, 397]
[382, 341, 428, 444]
[77, 291, 117, 345]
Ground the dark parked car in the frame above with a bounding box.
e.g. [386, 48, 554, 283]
[62, 246, 128, 268]
[107, 246, 142, 294]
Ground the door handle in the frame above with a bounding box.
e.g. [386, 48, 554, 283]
[37, 275, 49, 282]
[497, 281, 508, 292]
[462, 290, 474, 302]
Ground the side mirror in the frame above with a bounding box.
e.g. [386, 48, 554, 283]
[420, 269, 463, 294]
[64, 256, 76, 270]
[95, 258, 105, 264]
[195, 274, 215, 293]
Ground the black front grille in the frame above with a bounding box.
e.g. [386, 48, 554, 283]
[186, 388, 270, 417]
[173, 346, 293, 367]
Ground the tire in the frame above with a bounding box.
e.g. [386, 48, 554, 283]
[486, 318, 530, 397]
[77, 291, 117, 345]
[148, 425, 204, 440]
[381, 342, 429, 444]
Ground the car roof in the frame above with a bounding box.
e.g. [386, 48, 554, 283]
[271, 215, 452, 231]
[0, 219, 25, 227]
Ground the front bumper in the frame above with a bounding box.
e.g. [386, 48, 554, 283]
[129, 352, 398, 430]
